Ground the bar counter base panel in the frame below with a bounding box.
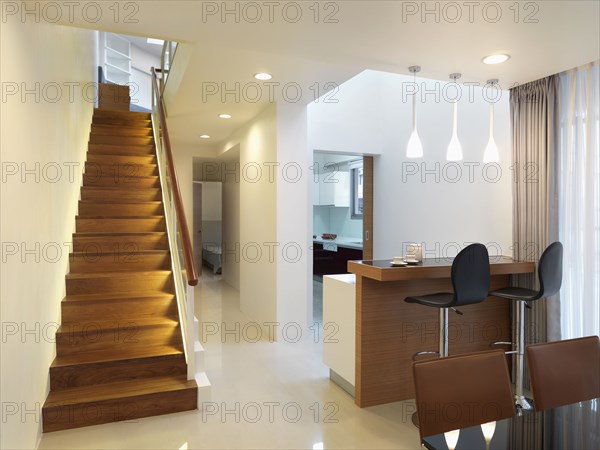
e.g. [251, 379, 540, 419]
[348, 258, 535, 408]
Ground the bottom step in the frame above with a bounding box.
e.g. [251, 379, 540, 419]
[43, 376, 197, 432]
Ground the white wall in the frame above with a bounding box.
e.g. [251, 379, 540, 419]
[221, 159, 241, 290]
[220, 106, 278, 324]
[308, 70, 513, 259]
[130, 44, 160, 110]
[215, 103, 312, 328]
[200, 181, 223, 220]
[0, 19, 97, 450]
[275, 103, 311, 326]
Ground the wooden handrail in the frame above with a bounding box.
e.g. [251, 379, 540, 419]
[151, 67, 198, 286]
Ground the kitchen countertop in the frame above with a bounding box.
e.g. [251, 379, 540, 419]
[313, 236, 363, 250]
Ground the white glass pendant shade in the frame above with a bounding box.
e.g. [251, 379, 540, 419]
[446, 101, 463, 161]
[483, 103, 500, 163]
[407, 86, 423, 158]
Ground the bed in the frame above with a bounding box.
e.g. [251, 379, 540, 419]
[202, 243, 222, 274]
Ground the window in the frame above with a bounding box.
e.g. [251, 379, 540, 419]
[351, 166, 363, 219]
[557, 62, 600, 339]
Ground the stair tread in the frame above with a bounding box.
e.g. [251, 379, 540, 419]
[88, 143, 155, 149]
[76, 215, 165, 219]
[79, 200, 162, 205]
[51, 344, 183, 368]
[64, 291, 174, 302]
[44, 375, 195, 407]
[92, 124, 152, 130]
[66, 270, 172, 280]
[86, 162, 157, 167]
[58, 316, 179, 332]
[51, 345, 182, 368]
[82, 186, 160, 191]
[87, 154, 156, 161]
[73, 231, 167, 236]
[69, 249, 169, 257]
[84, 168, 158, 173]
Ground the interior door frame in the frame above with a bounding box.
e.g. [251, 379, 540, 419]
[192, 181, 203, 275]
[362, 156, 374, 260]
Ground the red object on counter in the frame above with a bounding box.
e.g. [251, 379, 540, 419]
[321, 233, 337, 240]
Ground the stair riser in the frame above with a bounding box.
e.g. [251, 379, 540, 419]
[91, 125, 153, 137]
[61, 297, 177, 323]
[85, 162, 158, 178]
[83, 175, 160, 189]
[94, 110, 151, 120]
[69, 252, 171, 273]
[42, 387, 196, 432]
[88, 143, 155, 156]
[81, 188, 162, 202]
[92, 118, 152, 128]
[78, 202, 164, 217]
[56, 324, 182, 356]
[50, 355, 186, 390]
[86, 154, 157, 165]
[75, 218, 165, 233]
[72, 235, 169, 252]
[66, 274, 173, 296]
[90, 135, 153, 146]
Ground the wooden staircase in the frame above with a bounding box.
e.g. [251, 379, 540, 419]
[42, 108, 197, 432]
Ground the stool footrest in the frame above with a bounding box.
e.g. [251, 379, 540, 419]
[412, 351, 439, 362]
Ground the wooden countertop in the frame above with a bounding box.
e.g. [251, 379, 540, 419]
[348, 256, 535, 282]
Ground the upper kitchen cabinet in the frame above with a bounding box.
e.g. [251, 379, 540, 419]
[317, 171, 350, 207]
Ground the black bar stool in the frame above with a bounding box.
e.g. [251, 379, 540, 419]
[489, 241, 563, 410]
[405, 243, 491, 358]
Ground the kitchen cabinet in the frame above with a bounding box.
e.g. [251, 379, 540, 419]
[316, 172, 350, 207]
[313, 241, 363, 275]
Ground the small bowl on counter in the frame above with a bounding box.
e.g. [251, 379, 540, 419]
[321, 233, 337, 240]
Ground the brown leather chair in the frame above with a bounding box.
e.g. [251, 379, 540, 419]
[412, 350, 515, 438]
[526, 335, 600, 411]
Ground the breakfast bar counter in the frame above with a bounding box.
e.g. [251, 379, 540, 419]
[347, 257, 535, 408]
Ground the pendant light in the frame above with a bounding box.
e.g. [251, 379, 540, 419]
[446, 73, 463, 161]
[483, 79, 500, 163]
[406, 65, 423, 158]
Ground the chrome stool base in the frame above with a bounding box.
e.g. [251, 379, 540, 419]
[515, 394, 534, 411]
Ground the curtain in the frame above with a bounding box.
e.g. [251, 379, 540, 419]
[510, 76, 560, 346]
[510, 62, 600, 449]
[556, 61, 600, 340]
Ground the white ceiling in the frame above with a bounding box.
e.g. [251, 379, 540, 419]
[60, 1, 600, 149]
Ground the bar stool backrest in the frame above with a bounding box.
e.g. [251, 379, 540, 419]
[536, 241, 563, 300]
[451, 243, 490, 306]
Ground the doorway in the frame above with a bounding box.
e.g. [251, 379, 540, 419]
[311, 152, 373, 323]
[193, 181, 223, 276]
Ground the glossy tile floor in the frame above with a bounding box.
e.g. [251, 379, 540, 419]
[38, 273, 420, 449]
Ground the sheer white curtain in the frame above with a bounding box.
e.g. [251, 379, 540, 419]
[557, 61, 600, 339]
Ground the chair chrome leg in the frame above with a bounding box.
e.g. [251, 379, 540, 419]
[440, 308, 449, 358]
[514, 300, 533, 410]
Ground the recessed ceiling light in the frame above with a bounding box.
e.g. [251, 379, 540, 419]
[218, 114, 232, 119]
[200, 134, 210, 139]
[254, 73, 272, 80]
[482, 54, 511, 65]
[147, 38, 165, 46]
